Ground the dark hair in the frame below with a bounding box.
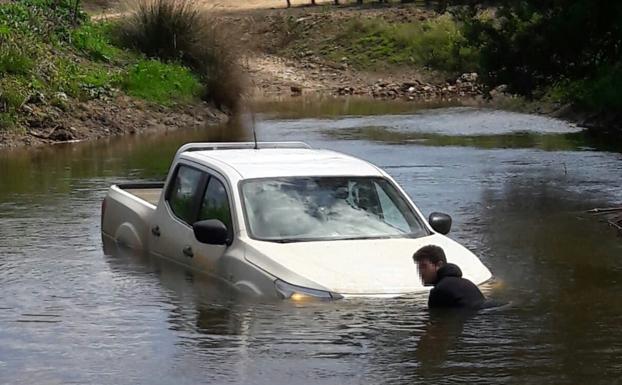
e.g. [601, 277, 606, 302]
[412, 245, 447, 265]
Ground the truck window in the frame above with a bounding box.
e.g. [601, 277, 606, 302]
[199, 177, 232, 230]
[167, 165, 204, 224]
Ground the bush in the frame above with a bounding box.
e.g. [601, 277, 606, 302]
[549, 65, 622, 111]
[457, 1, 622, 102]
[116, 0, 245, 111]
[119, 59, 202, 105]
[117, 0, 203, 61]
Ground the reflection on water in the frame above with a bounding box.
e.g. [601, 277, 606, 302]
[1, 99, 621, 384]
[253, 96, 463, 120]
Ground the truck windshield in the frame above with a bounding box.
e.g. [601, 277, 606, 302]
[241, 177, 428, 242]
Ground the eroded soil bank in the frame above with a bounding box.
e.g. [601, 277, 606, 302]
[0, 97, 227, 149]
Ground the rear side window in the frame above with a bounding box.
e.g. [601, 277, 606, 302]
[167, 165, 204, 224]
[199, 177, 232, 230]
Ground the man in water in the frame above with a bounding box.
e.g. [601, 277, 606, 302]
[413, 245, 485, 309]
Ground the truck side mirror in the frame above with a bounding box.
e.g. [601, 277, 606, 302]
[428, 212, 452, 235]
[193, 219, 229, 245]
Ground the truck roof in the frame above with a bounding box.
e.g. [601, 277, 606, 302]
[182, 148, 384, 179]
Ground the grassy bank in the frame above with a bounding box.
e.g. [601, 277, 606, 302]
[326, 15, 477, 73]
[0, 0, 239, 139]
[266, 7, 478, 75]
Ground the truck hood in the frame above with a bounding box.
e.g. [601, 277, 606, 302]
[244, 235, 492, 296]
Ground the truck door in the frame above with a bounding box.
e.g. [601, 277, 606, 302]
[191, 175, 232, 273]
[149, 163, 207, 267]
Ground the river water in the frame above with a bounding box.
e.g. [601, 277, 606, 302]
[1, 99, 621, 385]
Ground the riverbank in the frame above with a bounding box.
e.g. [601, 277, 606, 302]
[2, 1, 619, 151]
[229, 5, 484, 100]
[219, 3, 620, 135]
[0, 97, 226, 149]
[0, 0, 230, 150]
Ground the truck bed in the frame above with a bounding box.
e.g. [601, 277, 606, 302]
[123, 188, 162, 206]
[117, 182, 164, 206]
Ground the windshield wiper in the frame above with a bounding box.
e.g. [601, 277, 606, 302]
[270, 238, 310, 243]
[269, 235, 378, 243]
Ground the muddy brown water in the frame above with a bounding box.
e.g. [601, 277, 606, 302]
[1, 98, 621, 385]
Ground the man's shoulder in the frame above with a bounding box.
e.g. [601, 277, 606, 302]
[438, 275, 479, 290]
[429, 276, 485, 308]
[429, 282, 460, 307]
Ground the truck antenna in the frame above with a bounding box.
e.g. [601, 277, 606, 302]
[251, 109, 258, 150]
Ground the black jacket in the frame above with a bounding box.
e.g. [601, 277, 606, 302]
[429, 263, 485, 309]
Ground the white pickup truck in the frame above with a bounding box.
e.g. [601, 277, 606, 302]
[101, 142, 491, 300]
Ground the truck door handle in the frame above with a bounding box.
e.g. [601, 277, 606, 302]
[151, 226, 161, 237]
[182, 246, 194, 258]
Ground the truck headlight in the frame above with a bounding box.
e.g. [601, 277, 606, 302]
[275, 279, 343, 301]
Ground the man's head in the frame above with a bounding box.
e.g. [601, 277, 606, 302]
[413, 245, 447, 286]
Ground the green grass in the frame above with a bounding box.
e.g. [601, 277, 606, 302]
[0, 112, 18, 130]
[71, 23, 123, 62]
[0, 78, 29, 109]
[119, 59, 202, 105]
[317, 14, 479, 73]
[0, 46, 34, 75]
[0, 0, 209, 132]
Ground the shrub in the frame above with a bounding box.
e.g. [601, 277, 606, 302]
[549, 65, 622, 111]
[456, 1, 622, 101]
[116, 0, 204, 61]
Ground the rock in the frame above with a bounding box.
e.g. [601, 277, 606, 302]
[460, 72, 478, 82]
[407, 86, 416, 93]
[28, 91, 46, 105]
[495, 84, 508, 93]
[54, 92, 69, 101]
[48, 127, 74, 142]
[336, 86, 354, 95]
[290, 85, 303, 95]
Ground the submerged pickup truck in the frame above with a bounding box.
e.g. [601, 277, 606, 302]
[101, 142, 492, 300]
